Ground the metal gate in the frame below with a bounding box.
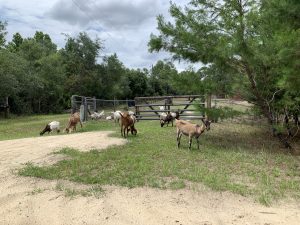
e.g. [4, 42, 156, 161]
[134, 95, 206, 121]
[71, 95, 135, 121]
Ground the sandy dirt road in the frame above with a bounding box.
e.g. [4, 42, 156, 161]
[0, 131, 299, 225]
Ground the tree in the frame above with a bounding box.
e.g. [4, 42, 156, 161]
[126, 68, 150, 98]
[35, 53, 66, 112]
[62, 32, 102, 76]
[149, 60, 178, 95]
[99, 54, 130, 99]
[0, 49, 26, 98]
[171, 68, 203, 95]
[149, 0, 300, 149]
[0, 21, 7, 48]
[7, 32, 23, 52]
[62, 32, 103, 97]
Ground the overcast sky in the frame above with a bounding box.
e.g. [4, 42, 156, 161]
[0, 0, 199, 71]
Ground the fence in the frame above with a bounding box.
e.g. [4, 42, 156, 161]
[71, 95, 209, 122]
[134, 95, 206, 121]
[0, 97, 9, 118]
[71, 95, 135, 121]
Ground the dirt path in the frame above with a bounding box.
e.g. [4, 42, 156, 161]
[0, 132, 299, 225]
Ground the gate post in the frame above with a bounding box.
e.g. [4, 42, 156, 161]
[113, 97, 116, 112]
[93, 96, 96, 112]
[71, 95, 77, 114]
[206, 94, 212, 120]
[4, 97, 9, 118]
[206, 94, 212, 109]
[84, 97, 88, 121]
[79, 104, 84, 122]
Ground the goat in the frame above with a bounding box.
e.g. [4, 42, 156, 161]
[160, 111, 179, 127]
[89, 110, 104, 120]
[119, 112, 137, 138]
[106, 115, 113, 120]
[159, 106, 166, 111]
[175, 118, 211, 150]
[64, 112, 83, 133]
[40, 121, 60, 136]
[111, 110, 122, 124]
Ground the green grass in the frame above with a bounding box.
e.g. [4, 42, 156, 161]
[8, 113, 299, 206]
[54, 182, 104, 199]
[0, 113, 117, 141]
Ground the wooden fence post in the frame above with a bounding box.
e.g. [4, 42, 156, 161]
[206, 94, 212, 120]
[84, 97, 88, 121]
[113, 97, 116, 112]
[4, 97, 9, 118]
[206, 94, 212, 109]
[93, 96, 96, 112]
[71, 95, 76, 114]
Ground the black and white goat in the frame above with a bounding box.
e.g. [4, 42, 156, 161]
[160, 111, 179, 127]
[40, 121, 60, 136]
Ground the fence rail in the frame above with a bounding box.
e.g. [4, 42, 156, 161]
[71, 95, 135, 121]
[71, 95, 209, 122]
[135, 95, 206, 121]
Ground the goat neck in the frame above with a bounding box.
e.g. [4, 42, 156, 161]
[196, 124, 205, 134]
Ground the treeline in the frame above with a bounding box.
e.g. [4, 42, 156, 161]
[0, 22, 234, 114]
[0, 28, 172, 114]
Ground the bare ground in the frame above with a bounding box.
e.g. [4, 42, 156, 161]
[0, 131, 299, 225]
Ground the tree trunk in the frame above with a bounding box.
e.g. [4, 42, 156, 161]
[243, 62, 292, 149]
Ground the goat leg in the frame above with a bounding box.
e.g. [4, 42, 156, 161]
[196, 137, 199, 150]
[123, 126, 126, 138]
[177, 131, 182, 148]
[189, 136, 192, 150]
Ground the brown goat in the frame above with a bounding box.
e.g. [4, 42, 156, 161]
[176, 118, 211, 150]
[119, 112, 137, 138]
[64, 112, 83, 133]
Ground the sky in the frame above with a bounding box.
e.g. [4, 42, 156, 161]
[0, 0, 199, 71]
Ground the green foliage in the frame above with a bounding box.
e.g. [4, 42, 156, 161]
[149, 60, 178, 95]
[126, 68, 150, 98]
[148, 0, 300, 147]
[197, 104, 244, 122]
[7, 32, 23, 52]
[0, 21, 7, 47]
[0, 49, 28, 99]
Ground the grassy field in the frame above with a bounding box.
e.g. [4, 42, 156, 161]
[1, 113, 300, 206]
[0, 113, 117, 141]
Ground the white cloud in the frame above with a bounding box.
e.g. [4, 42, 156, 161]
[0, 0, 195, 71]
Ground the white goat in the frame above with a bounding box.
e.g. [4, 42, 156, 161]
[106, 115, 113, 120]
[128, 110, 135, 115]
[40, 121, 60, 135]
[159, 106, 167, 120]
[90, 110, 104, 120]
[112, 110, 122, 124]
[159, 106, 166, 111]
[175, 118, 211, 150]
